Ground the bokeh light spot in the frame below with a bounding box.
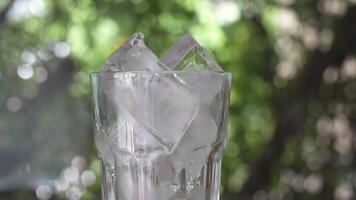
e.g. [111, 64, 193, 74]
[276, 61, 296, 79]
[81, 170, 96, 187]
[6, 97, 22, 112]
[341, 56, 356, 78]
[213, 0, 241, 26]
[22, 50, 36, 64]
[71, 156, 86, 170]
[35, 185, 53, 200]
[64, 167, 79, 183]
[292, 174, 305, 192]
[275, 8, 299, 35]
[335, 183, 353, 200]
[34, 67, 48, 83]
[54, 42, 71, 58]
[323, 66, 339, 83]
[53, 179, 69, 193]
[66, 186, 82, 200]
[38, 47, 52, 61]
[17, 64, 34, 80]
[8, 0, 45, 21]
[304, 174, 323, 193]
[302, 26, 320, 49]
[319, 0, 348, 16]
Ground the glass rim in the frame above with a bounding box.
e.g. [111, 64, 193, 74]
[90, 70, 231, 77]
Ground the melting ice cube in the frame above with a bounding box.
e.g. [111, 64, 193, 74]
[100, 33, 199, 155]
[160, 34, 223, 72]
[171, 107, 218, 179]
[104, 72, 198, 153]
[160, 37, 229, 179]
[103, 32, 168, 72]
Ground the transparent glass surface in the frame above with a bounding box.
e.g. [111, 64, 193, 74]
[90, 71, 231, 200]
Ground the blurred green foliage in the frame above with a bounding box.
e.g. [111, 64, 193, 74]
[1, 0, 356, 199]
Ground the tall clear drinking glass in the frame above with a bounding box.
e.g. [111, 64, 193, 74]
[90, 71, 231, 200]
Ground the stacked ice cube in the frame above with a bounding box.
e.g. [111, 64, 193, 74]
[96, 32, 227, 199]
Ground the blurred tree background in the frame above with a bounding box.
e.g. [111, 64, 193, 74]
[1, 0, 356, 199]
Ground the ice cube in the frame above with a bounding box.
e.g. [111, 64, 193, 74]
[151, 155, 180, 199]
[106, 116, 165, 158]
[184, 73, 231, 129]
[94, 71, 163, 158]
[171, 107, 218, 179]
[135, 73, 199, 150]
[183, 72, 224, 105]
[160, 34, 223, 72]
[104, 72, 199, 154]
[102, 32, 168, 72]
[104, 81, 163, 156]
[99, 32, 200, 154]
